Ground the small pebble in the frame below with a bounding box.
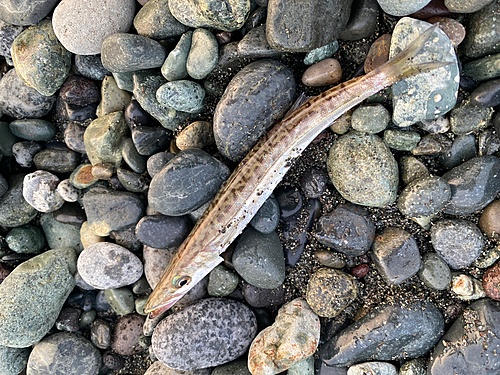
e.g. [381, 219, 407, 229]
[383, 129, 421, 151]
[75, 54, 110, 81]
[351, 104, 390, 134]
[9, 119, 56, 141]
[104, 288, 135, 316]
[64, 122, 86, 154]
[23, 170, 64, 213]
[6, 224, 45, 254]
[156, 80, 205, 113]
[90, 318, 112, 350]
[12, 141, 42, 168]
[364, 34, 391, 73]
[111, 314, 146, 355]
[56, 307, 81, 332]
[70, 164, 99, 189]
[451, 273, 486, 300]
[187, 28, 218, 80]
[418, 252, 451, 290]
[478, 200, 500, 238]
[208, 264, 239, 297]
[176, 121, 214, 151]
[482, 262, 500, 300]
[162, 30, 192, 82]
[302, 58, 342, 87]
[397, 176, 451, 218]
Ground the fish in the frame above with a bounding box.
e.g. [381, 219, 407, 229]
[144, 25, 451, 318]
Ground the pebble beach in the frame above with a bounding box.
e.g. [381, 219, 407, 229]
[0, 0, 499, 374]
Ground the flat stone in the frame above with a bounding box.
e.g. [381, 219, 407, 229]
[33, 149, 81, 174]
[450, 99, 493, 135]
[0, 0, 59, 26]
[237, 25, 284, 59]
[9, 119, 56, 141]
[134, 0, 189, 39]
[302, 58, 342, 87]
[135, 214, 192, 249]
[377, 0, 431, 16]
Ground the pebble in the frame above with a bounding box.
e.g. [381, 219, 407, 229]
[364, 34, 391, 73]
[482, 262, 500, 300]
[445, 0, 493, 12]
[418, 252, 451, 290]
[148, 148, 230, 216]
[52, 0, 135, 55]
[248, 298, 320, 374]
[266, 0, 352, 51]
[75, 54, 110, 81]
[121, 138, 147, 174]
[11, 19, 71, 96]
[306, 268, 357, 318]
[83, 187, 145, 236]
[147, 152, 174, 178]
[12, 141, 41, 168]
[0, 21, 22, 58]
[321, 301, 444, 367]
[383, 129, 421, 151]
[300, 167, 328, 199]
[176, 121, 214, 151]
[327, 132, 398, 207]
[22, 170, 64, 213]
[340, 0, 379, 40]
[399, 155, 429, 185]
[397, 176, 451, 218]
[168, 0, 250, 31]
[214, 59, 295, 161]
[9, 119, 56, 141]
[462, 0, 500, 58]
[33, 148, 80, 174]
[0, 122, 18, 157]
[418, 116, 450, 134]
[97, 75, 132, 117]
[479, 128, 500, 156]
[56, 307, 81, 332]
[450, 100, 493, 135]
[0, 68, 55, 119]
[133, 0, 190, 39]
[462, 52, 500, 82]
[302, 58, 342, 87]
[431, 219, 484, 269]
[237, 25, 285, 59]
[0, 248, 76, 347]
[241, 283, 285, 308]
[0, 174, 37, 227]
[145, 360, 211, 375]
[249, 194, 280, 234]
[57, 179, 80, 202]
[27, 332, 101, 375]
[84, 112, 128, 167]
[428, 16, 465, 48]
[6, 225, 45, 254]
[143, 246, 175, 289]
[233, 227, 285, 289]
[371, 227, 421, 285]
[152, 298, 257, 370]
[102, 353, 125, 371]
[102, 288, 134, 316]
[428, 299, 500, 374]
[90, 162, 114, 181]
[156, 80, 205, 113]
[101, 33, 166, 73]
[304, 41, 339, 66]
[162, 30, 192, 81]
[0, 345, 29, 375]
[377, 0, 431, 16]
[69, 164, 98, 190]
[125, 99, 151, 129]
[390, 18, 459, 127]
[132, 126, 171, 156]
[437, 134, 476, 170]
[411, 133, 452, 156]
[347, 362, 397, 375]
[442, 155, 500, 215]
[351, 104, 390, 134]
[60, 75, 100, 107]
[400, 358, 426, 375]
[212, 357, 251, 375]
[207, 264, 239, 297]
[315, 250, 346, 269]
[115, 169, 147, 193]
[451, 273, 486, 300]
[57, 98, 97, 124]
[479, 200, 500, 238]
[0, 0, 58, 26]
[186, 28, 218, 80]
[135, 215, 192, 249]
[40, 212, 82, 252]
[111, 314, 146, 355]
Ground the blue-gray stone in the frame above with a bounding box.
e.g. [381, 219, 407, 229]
[383, 129, 421, 151]
[152, 298, 257, 370]
[0, 0, 59, 26]
[0, 121, 19, 157]
[132, 126, 170, 156]
[390, 18, 459, 127]
[0, 248, 76, 348]
[9, 119, 56, 141]
[463, 53, 500, 82]
[442, 155, 500, 215]
[162, 31, 192, 81]
[450, 100, 494, 135]
[122, 138, 147, 174]
[339, 0, 379, 41]
[238, 25, 285, 59]
[213, 59, 295, 162]
[156, 80, 205, 113]
[376, 0, 430, 16]
[101, 33, 166, 73]
[40, 213, 82, 253]
[148, 148, 230, 216]
[303, 40, 339, 65]
[470, 77, 500, 108]
[27, 332, 101, 375]
[0, 20, 23, 58]
[437, 134, 477, 170]
[75, 54, 110, 81]
[116, 169, 149, 193]
[135, 214, 192, 249]
[463, 0, 500, 58]
[351, 104, 390, 134]
[207, 264, 239, 297]
[186, 28, 218, 80]
[320, 301, 444, 367]
[418, 252, 451, 290]
[0, 344, 29, 375]
[134, 0, 190, 39]
[11, 19, 71, 96]
[146, 151, 175, 178]
[250, 194, 280, 234]
[397, 176, 451, 218]
[6, 224, 46, 254]
[0, 174, 37, 227]
[112, 71, 135, 92]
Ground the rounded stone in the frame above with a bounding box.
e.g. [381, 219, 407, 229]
[133, 0, 190, 40]
[22, 170, 64, 213]
[56, 179, 80, 202]
[157, 80, 205, 113]
[9, 119, 56, 141]
[59, 75, 101, 107]
[52, 0, 135, 55]
[383, 129, 421, 151]
[418, 252, 451, 290]
[397, 176, 451, 218]
[351, 104, 390, 134]
[33, 149, 81, 174]
[69, 164, 99, 189]
[0, 345, 30, 375]
[249, 195, 280, 234]
[77, 242, 143, 289]
[6, 225, 46, 254]
[162, 30, 192, 81]
[306, 268, 357, 318]
[301, 58, 342, 87]
[104, 287, 135, 316]
[176, 121, 214, 151]
[431, 219, 484, 269]
[135, 215, 192, 249]
[27, 332, 101, 375]
[208, 264, 239, 297]
[12, 141, 42, 168]
[478, 200, 500, 239]
[0, 0, 59, 26]
[186, 28, 218, 80]
[0, 174, 37, 227]
[111, 314, 146, 355]
[399, 155, 429, 186]
[377, 0, 431, 16]
[327, 132, 398, 207]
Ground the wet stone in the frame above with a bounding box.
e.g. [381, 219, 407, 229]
[40, 213, 82, 252]
[152, 298, 257, 370]
[315, 204, 375, 257]
[125, 99, 151, 129]
[397, 176, 451, 218]
[104, 288, 135, 316]
[450, 100, 493, 135]
[241, 282, 286, 308]
[23, 170, 64, 213]
[117, 169, 149, 193]
[75, 54, 110, 81]
[306, 268, 357, 318]
[131, 126, 170, 157]
[53, 202, 86, 226]
[33, 149, 80, 174]
[470, 77, 500, 108]
[27, 332, 101, 375]
[0, 174, 37, 227]
[417, 116, 450, 134]
[383, 129, 421, 151]
[479, 200, 500, 239]
[302, 58, 342, 87]
[431, 219, 484, 269]
[399, 155, 429, 185]
[147, 152, 174, 178]
[56, 307, 81, 332]
[56, 179, 80, 202]
[479, 129, 500, 156]
[162, 31, 192, 82]
[351, 104, 390, 134]
[121, 138, 147, 174]
[186, 28, 218, 80]
[437, 134, 477, 170]
[418, 252, 451, 290]
[156, 80, 205, 113]
[90, 318, 111, 349]
[462, 0, 500, 58]
[112, 71, 135, 92]
[237, 25, 284, 59]
[208, 264, 239, 297]
[12, 141, 42, 168]
[133, 0, 190, 40]
[339, 0, 379, 41]
[315, 250, 346, 269]
[59, 75, 100, 107]
[96, 75, 131, 117]
[57, 99, 97, 124]
[70, 164, 99, 189]
[304, 40, 339, 66]
[301, 167, 328, 199]
[364, 33, 391, 73]
[6, 225, 45, 254]
[249, 194, 280, 234]
[411, 133, 452, 156]
[135, 215, 192, 249]
[9, 119, 56, 141]
[176, 121, 214, 151]
[275, 187, 303, 219]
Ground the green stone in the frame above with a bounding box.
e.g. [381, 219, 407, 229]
[104, 288, 135, 316]
[132, 277, 152, 295]
[303, 40, 339, 65]
[0, 174, 37, 227]
[162, 31, 192, 81]
[0, 248, 76, 348]
[288, 355, 314, 375]
[134, 0, 190, 39]
[156, 80, 205, 113]
[463, 0, 500, 58]
[0, 345, 30, 375]
[11, 20, 71, 96]
[40, 213, 82, 253]
[69, 164, 99, 189]
[135, 295, 149, 316]
[121, 138, 146, 174]
[9, 119, 56, 141]
[112, 71, 135, 92]
[96, 75, 132, 117]
[186, 28, 218, 80]
[79, 310, 97, 329]
[450, 100, 494, 135]
[351, 104, 390, 134]
[84, 111, 128, 167]
[208, 264, 239, 297]
[384, 129, 421, 151]
[418, 252, 451, 290]
[6, 225, 46, 254]
[463, 53, 500, 82]
[0, 122, 19, 157]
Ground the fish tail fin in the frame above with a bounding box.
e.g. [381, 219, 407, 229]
[376, 25, 453, 83]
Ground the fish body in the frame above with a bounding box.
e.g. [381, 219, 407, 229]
[144, 25, 450, 317]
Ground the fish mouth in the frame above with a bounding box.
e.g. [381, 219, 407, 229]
[144, 294, 182, 318]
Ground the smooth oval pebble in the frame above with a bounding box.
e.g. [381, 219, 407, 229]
[418, 252, 451, 290]
[135, 215, 192, 249]
[9, 119, 56, 141]
[156, 80, 205, 113]
[397, 176, 451, 218]
[162, 30, 192, 81]
[479, 200, 500, 239]
[133, 0, 190, 40]
[152, 298, 257, 370]
[77, 242, 143, 289]
[302, 58, 342, 87]
[23, 170, 64, 213]
[186, 28, 218, 80]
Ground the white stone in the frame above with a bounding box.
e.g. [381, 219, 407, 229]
[56, 179, 79, 202]
[23, 170, 64, 213]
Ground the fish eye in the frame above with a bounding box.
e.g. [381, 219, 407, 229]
[174, 275, 191, 288]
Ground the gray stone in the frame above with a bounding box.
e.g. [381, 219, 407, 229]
[377, 0, 431, 16]
[450, 100, 493, 135]
[145, 361, 211, 375]
[213, 59, 295, 162]
[77, 242, 143, 289]
[0, 248, 76, 348]
[207, 264, 239, 297]
[132, 126, 170, 156]
[147, 151, 174, 177]
[383, 129, 421, 151]
[52, 0, 135, 55]
[288, 356, 314, 375]
[0, 68, 55, 119]
[64, 122, 86, 153]
[83, 187, 145, 236]
[135, 214, 192, 249]
[12, 141, 42, 168]
[122, 138, 147, 174]
[90, 318, 111, 349]
[339, 0, 379, 41]
[22, 170, 64, 213]
[390, 18, 459, 127]
[428, 299, 500, 374]
[148, 148, 229, 216]
[397, 176, 451, 218]
[11, 19, 71, 96]
[320, 301, 444, 367]
[0, 122, 19, 157]
[0, 0, 59, 26]
[303, 40, 339, 65]
[351, 104, 390, 134]
[104, 288, 135, 316]
[6, 225, 45, 254]
[162, 31, 192, 81]
[250, 194, 280, 234]
[437, 134, 477, 170]
[266, 0, 353, 52]
[33, 149, 81, 174]
[417, 116, 450, 133]
[117, 169, 149, 193]
[57, 179, 80, 203]
[27, 332, 101, 375]
[152, 298, 257, 370]
[186, 28, 218, 80]
[0, 21, 23, 57]
[463, 0, 500, 58]
[0, 344, 29, 375]
[134, 0, 189, 39]
[9, 119, 56, 141]
[169, 0, 251, 32]
[431, 219, 484, 269]
[75, 54, 110, 81]
[462, 52, 500, 82]
[156, 80, 205, 113]
[418, 252, 451, 290]
[442, 156, 500, 215]
[0, 174, 37, 227]
[101, 33, 166, 73]
[400, 358, 427, 375]
[445, 0, 494, 13]
[237, 25, 284, 59]
[40, 213, 82, 252]
[233, 227, 285, 289]
[327, 132, 398, 207]
[96, 75, 131, 117]
[212, 357, 251, 375]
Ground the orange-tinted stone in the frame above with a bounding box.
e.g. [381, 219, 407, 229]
[428, 17, 466, 47]
[364, 34, 391, 74]
[479, 200, 500, 239]
[301, 58, 342, 87]
[483, 262, 500, 300]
